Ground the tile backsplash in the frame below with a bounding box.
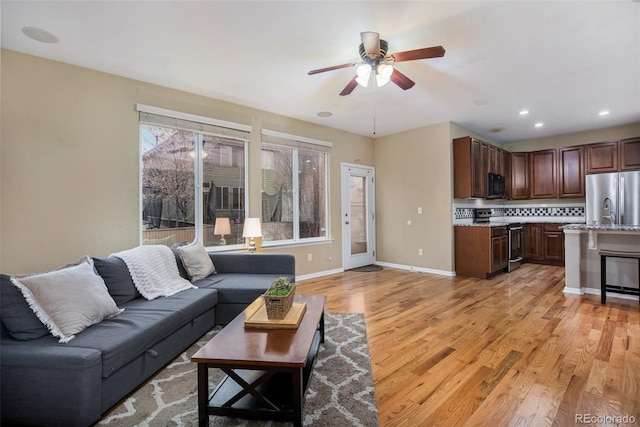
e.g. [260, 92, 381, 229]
[454, 205, 584, 220]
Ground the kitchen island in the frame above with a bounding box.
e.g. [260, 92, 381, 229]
[563, 224, 640, 298]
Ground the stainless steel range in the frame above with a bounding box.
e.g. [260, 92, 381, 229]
[506, 223, 523, 272]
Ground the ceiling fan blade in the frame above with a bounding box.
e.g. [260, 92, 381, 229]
[360, 31, 380, 58]
[390, 69, 415, 90]
[391, 46, 445, 63]
[308, 62, 356, 75]
[339, 76, 359, 96]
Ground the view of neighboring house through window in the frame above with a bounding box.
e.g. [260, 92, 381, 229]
[261, 130, 330, 244]
[139, 107, 249, 248]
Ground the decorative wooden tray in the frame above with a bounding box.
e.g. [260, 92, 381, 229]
[243, 297, 307, 329]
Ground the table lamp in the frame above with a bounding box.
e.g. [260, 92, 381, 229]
[213, 217, 231, 246]
[242, 218, 262, 254]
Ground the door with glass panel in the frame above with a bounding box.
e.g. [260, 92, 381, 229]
[342, 164, 376, 270]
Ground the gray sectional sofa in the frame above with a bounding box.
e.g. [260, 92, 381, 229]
[0, 251, 295, 427]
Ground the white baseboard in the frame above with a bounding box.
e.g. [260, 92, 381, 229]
[296, 268, 344, 282]
[375, 261, 456, 277]
[295, 262, 456, 281]
[564, 286, 639, 301]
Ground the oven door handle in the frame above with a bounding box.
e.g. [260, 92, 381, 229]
[509, 226, 523, 231]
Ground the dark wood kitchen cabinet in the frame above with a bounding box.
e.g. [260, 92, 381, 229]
[586, 141, 618, 173]
[454, 226, 507, 279]
[542, 223, 565, 265]
[453, 136, 490, 198]
[523, 223, 564, 265]
[558, 145, 585, 198]
[510, 152, 529, 200]
[523, 224, 543, 262]
[529, 149, 558, 199]
[491, 227, 509, 273]
[479, 140, 490, 196]
[619, 137, 640, 171]
[503, 149, 512, 199]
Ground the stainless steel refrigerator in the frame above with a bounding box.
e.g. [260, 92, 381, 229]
[586, 171, 640, 226]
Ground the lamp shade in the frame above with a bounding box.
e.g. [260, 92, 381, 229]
[376, 64, 393, 87]
[242, 218, 262, 238]
[214, 218, 231, 235]
[355, 64, 371, 87]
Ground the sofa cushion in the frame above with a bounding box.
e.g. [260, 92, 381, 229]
[0, 274, 50, 340]
[170, 242, 190, 279]
[92, 256, 141, 305]
[176, 242, 216, 281]
[63, 288, 218, 378]
[194, 273, 274, 304]
[10, 257, 124, 343]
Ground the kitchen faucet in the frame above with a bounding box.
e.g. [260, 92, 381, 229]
[602, 197, 615, 225]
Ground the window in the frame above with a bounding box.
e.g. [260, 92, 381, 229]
[261, 130, 330, 244]
[138, 105, 249, 248]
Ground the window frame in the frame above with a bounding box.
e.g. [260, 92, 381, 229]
[260, 130, 331, 246]
[137, 104, 250, 250]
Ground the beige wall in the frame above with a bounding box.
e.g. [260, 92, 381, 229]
[504, 122, 640, 152]
[0, 50, 374, 274]
[450, 122, 502, 146]
[4, 49, 637, 276]
[374, 122, 454, 273]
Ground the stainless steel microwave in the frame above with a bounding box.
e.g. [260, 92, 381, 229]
[488, 172, 505, 198]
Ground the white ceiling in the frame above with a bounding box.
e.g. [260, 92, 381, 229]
[2, 1, 639, 142]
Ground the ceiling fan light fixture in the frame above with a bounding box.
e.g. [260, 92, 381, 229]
[355, 64, 372, 87]
[376, 63, 393, 87]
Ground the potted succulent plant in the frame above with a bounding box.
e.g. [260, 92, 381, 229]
[264, 277, 296, 319]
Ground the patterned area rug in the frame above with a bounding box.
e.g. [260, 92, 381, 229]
[97, 313, 378, 427]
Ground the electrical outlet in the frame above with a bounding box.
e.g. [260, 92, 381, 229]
[418, 207, 423, 214]
[419, 248, 423, 256]
[308, 253, 312, 261]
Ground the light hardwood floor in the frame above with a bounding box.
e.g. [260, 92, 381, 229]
[295, 263, 640, 427]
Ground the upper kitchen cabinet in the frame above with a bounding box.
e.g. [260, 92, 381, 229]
[529, 149, 558, 199]
[453, 136, 491, 198]
[619, 137, 640, 171]
[503, 149, 512, 199]
[558, 145, 585, 198]
[511, 152, 529, 199]
[586, 141, 618, 173]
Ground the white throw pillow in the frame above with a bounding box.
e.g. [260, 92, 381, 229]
[177, 242, 216, 281]
[10, 257, 124, 343]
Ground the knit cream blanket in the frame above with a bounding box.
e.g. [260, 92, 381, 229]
[112, 245, 195, 300]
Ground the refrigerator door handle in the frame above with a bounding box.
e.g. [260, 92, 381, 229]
[620, 176, 625, 225]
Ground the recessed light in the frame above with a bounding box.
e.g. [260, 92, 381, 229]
[534, 122, 544, 128]
[598, 111, 610, 116]
[519, 110, 529, 115]
[21, 27, 59, 44]
[317, 111, 332, 118]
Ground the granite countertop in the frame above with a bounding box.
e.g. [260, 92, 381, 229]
[455, 218, 585, 227]
[454, 222, 509, 228]
[562, 224, 640, 232]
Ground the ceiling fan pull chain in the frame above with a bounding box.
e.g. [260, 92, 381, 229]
[373, 83, 377, 135]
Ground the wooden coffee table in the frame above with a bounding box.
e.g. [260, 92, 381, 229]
[192, 294, 326, 427]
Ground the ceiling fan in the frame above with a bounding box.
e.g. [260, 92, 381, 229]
[308, 31, 445, 96]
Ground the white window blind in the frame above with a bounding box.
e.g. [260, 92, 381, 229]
[261, 129, 332, 152]
[137, 104, 250, 140]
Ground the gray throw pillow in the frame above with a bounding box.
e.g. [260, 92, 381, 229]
[10, 257, 124, 343]
[176, 242, 216, 281]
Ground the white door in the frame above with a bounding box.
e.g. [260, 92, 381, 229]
[342, 163, 376, 270]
